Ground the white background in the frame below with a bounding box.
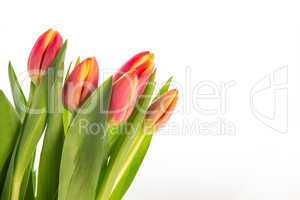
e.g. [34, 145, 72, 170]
[1, 0, 300, 199]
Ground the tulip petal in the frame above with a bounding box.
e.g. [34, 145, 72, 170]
[137, 63, 155, 96]
[80, 58, 99, 103]
[113, 51, 153, 82]
[40, 32, 63, 75]
[63, 82, 83, 111]
[109, 71, 138, 124]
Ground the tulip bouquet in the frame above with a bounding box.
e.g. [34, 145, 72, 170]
[0, 29, 178, 200]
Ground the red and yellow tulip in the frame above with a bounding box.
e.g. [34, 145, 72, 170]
[63, 57, 99, 110]
[109, 51, 155, 124]
[28, 29, 63, 84]
[145, 89, 178, 131]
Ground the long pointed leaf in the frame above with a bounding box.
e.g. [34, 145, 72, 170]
[109, 131, 153, 200]
[59, 77, 112, 200]
[8, 63, 27, 120]
[0, 91, 20, 186]
[155, 76, 173, 99]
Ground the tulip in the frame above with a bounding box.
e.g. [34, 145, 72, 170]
[63, 57, 99, 110]
[145, 89, 178, 131]
[28, 29, 63, 84]
[109, 51, 155, 124]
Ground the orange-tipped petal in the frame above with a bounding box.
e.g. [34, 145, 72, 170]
[40, 32, 63, 74]
[79, 58, 99, 103]
[146, 89, 178, 131]
[63, 57, 99, 110]
[113, 51, 154, 83]
[28, 29, 63, 83]
[137, 64, 155, 96]
[109, 71, 138, 124]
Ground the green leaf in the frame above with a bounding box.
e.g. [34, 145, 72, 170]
[27, 82, 36, 107]
[24, 170, 35, 200]
[0, 90, 20, 177]
[109, 131, 153, 200]
[58, 77, 112, 200]
[19, 159, 34, 200]
[64, 56, 79, 82]
[36, 42, 67, 200]
[107, 125, 125, 153]
[0, 157, 10, 194]
[155, 76, 173, 99]
[96, 71, 156, 200]
[62, 62, 74, 134]
[63, 109, 73, 135]
[8, 62, 27, 120]
[65, 62, 72, 82]
[1, 41, 68, 200]
[1, 147, 17, 200]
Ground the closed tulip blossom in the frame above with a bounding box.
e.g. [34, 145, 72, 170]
[145, 89, 178, 131]
[28, 29, 63, 84]
[109, 51, 155, 125]
[63, 57, 99, 110]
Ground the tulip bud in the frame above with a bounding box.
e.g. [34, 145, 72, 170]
[145, 89, 178, 131]
[109, 52, 155, 125]
[113, 51, 155, 96]
[28, 29, 63, 84]
[63, 57, 99, 110]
